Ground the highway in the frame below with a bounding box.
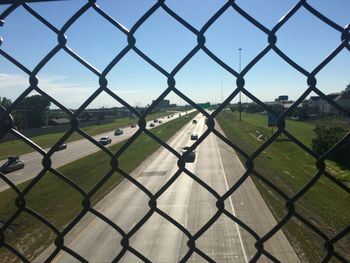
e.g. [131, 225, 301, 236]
[37, 113, 300, 262]
[0, 113, 181, 192]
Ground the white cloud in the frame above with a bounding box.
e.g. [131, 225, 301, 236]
[0, 73, 28, 88]
[0, 73, 145, 108]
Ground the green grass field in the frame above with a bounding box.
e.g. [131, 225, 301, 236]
[0, 111, 172, 160]
[0, 111, 197, 262]
[216, 111, 350, 262]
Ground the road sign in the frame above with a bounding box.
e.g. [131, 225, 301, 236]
[197, 102, 210, 109]
[268, 113, 278, 127]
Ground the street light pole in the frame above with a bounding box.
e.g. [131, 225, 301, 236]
[238, 48, 242, 121]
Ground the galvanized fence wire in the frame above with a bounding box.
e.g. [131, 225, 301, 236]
[0, 0, 349, 262]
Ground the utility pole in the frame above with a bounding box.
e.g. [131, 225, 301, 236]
[238, 48, 242, 121]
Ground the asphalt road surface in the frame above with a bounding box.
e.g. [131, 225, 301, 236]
[37, 114, 299, 262]
[0, 113, 182, 192]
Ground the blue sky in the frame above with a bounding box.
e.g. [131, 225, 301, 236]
[0, 0, 349, 109]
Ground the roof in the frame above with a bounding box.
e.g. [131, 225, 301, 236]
[327, 93, 341, 100]
[309, 96, 320, 101]
[49, 118, 70, 125]
[336, 91, 350, 100]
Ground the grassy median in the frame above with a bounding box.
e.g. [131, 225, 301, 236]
[0, 111, 197, 262]
[0, 111, 172, 160]
[216, 111, 350, 262]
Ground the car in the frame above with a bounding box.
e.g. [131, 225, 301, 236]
[167, 116, 170, 119]
[191, 133, 198, 140]
[158, 120, 163, 123]
[153, 119, 158, 123]
[192, 120, 197, 124]
[114, 128, 123, 135]
[57, 143, 67, 151]
[131, 124, 137, 128]
[181, 147, 195, 163]
[0, 156, 25, 174]
[150, 123, 155, 127]
[99, 137, 112, 145]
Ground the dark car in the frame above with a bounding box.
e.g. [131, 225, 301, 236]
[153, 119, 158, 123]
[191, 133, 198, 140]
[150, 123, 155, 127]
[182, 147, 195, 163]
[99, 137, 112, 145]
[114, 128, 123, 135]
[131, 124, 137, 128]
[158, 120, 163, 124]
[192, 120, 197, 124]
[57, 143, 67, 151]
[0, 156, 25, 174]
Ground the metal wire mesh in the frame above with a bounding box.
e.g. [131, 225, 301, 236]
[0, 0, 349, 262]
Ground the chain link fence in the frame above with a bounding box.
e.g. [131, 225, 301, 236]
[0, 0, 349, 262]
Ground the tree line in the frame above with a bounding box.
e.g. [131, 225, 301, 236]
[0, 95, 50, 129]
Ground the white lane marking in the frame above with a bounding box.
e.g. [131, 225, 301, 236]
[214, 136, 249, 263]
[51, 168, 170, 262]
[52, 216, 99, 263]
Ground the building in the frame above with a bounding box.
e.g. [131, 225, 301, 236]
[335, 84, 350, 112]
[307, 84, 350, 117]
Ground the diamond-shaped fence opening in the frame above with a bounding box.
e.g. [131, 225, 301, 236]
[204, 5, 267, 68]
[0, 0, 349, 262]
[0, 5, 57, 70]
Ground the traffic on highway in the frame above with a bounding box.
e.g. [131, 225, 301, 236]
[0, 112, 185, 192]
[35, 113, 299, 262]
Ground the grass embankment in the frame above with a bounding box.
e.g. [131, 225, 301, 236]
[0, 111, 172, 160]
[216, 111, 350, 263]
[0, 111, 197, 262]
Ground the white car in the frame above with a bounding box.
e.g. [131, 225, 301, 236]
[99, 137, 112, 145]
[0, 156, 25, 174]
[114, 128, 123, 135]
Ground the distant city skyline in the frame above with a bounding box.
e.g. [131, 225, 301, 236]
[0, 0, 349, 109]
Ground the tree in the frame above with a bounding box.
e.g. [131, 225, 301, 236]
[0, 97, 12, 109]
[269, 104, 284, 115]
[96, 111, 105, 125]
[292, 106, 308, 120]
[79, 110, 91, 121]
[15, 95, 50, 129]
[312, 125, 350, 168]
[292, 100, 309, 120]
[246, 103, 264, 113]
